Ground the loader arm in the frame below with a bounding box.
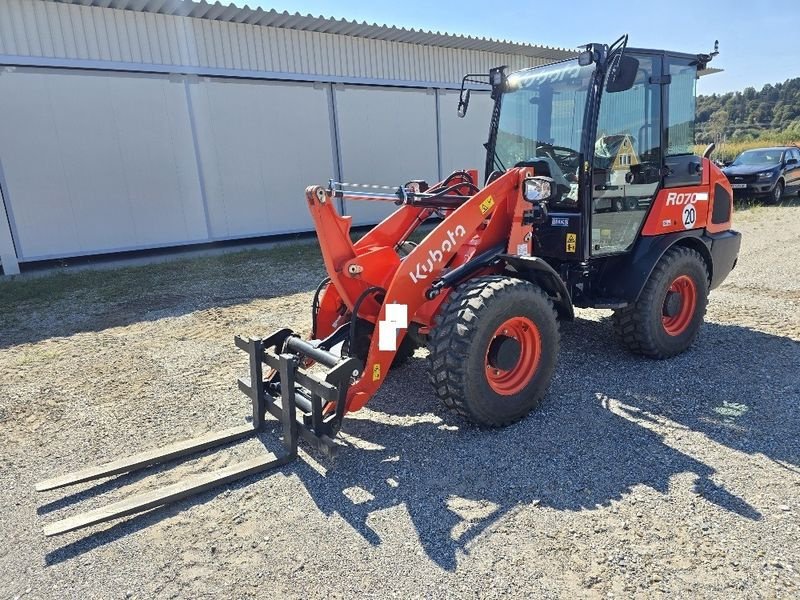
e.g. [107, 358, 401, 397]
[305, 168, 534, 413]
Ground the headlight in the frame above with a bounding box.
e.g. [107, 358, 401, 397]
[524, 177, 554, 202]
[758, 170, 776, 179]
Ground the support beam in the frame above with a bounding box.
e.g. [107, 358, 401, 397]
[327, 83, 346, 215]
[0, 163, 19, 275]
[434, 88, 444, 182]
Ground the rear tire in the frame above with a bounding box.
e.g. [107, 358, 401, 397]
[612, 247, 709, 358]
[427, 276, 559, 427]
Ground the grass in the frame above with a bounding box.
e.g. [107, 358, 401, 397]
[0, 218, 439, 321]
[0, 241, 323, 317]
[695, 139, 800, 162]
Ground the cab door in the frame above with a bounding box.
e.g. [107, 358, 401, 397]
[590, 53, 663, 256]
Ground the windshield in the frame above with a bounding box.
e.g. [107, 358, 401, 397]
[495, 60, 595, 197]
[731, 149, 783, 166]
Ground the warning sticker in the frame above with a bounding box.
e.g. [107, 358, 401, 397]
[516, 243, 530, 257]
[479, 196, 495, 215]
[566, 233, 577, 253]
[372, 363, 381, 381]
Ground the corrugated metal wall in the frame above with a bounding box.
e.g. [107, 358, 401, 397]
[0, 65, 493, 262]
[0, 0, 540, 270]
[438, 90, 494, 182]
[0, 68, 207, 260]
[0, 0, 546, 84]
[188, 77, 337, 238]
[334, 85, 440, 225]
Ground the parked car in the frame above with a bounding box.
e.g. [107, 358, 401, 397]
[722, 146, 800, 203]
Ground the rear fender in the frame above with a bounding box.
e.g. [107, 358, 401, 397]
[602, 231, 713, 303]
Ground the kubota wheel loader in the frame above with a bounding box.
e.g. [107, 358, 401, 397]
[36, 37, 741, 537]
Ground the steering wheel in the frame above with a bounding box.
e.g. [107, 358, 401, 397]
[537, 143, 580, 166]
[533, 143, 580, 186]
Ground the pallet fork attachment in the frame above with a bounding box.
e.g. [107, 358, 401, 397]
[36, 330, 361, 537]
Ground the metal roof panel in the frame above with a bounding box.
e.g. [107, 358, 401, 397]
[45, 0, 577, 60]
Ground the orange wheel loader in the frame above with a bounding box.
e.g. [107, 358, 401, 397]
[36, 37, 740, 537]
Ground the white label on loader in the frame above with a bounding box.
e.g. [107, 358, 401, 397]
[408, 225, 467, 283]
[666, 192, 708, 206]
[378, 303, 408, 351]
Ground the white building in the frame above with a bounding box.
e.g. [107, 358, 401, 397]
[0, 0, 574, 275]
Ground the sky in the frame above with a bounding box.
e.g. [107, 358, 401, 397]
[247, 0, 799, 96]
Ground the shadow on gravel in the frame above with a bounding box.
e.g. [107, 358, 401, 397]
[585, 319, 800, 471]
[293, 316, 796, 570]
[44, 316, 797, 570]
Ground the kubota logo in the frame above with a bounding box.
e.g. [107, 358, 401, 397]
[665, 192, 709, 206]
[408, 225, 467, 283]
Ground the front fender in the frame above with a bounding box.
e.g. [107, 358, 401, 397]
[500, 254, 574, 320]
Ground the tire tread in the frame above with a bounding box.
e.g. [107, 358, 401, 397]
[427, 275, 558, 426]
[612, 246, 708, 358]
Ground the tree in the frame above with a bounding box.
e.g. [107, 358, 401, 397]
[696, 76, 800, 143]
[707, 109, 729, 143]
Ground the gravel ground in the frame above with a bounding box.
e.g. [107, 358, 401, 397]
[1, 201, 799, 599]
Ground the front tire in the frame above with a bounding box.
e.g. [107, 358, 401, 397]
[765, 180, 784, 205]
[427, 276, 559, 427]
[612, 247, 709, 358]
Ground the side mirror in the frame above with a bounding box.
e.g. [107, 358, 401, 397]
[578, 49, 594, 67]
[786, 158, 798, 166]
[457, 88, 471, 118]
[606, 55, 639, 93]
[523, 176, 556, 203]
[523, 176, 554, 225]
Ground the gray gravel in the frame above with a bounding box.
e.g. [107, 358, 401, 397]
[1, 201, 799, 599]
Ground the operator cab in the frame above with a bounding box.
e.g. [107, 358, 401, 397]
[460, 37, 717, 269]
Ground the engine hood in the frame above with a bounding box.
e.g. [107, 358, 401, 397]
[723, 164, 780, 176]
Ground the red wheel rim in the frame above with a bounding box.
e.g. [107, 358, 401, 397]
[662, 275, 697, 336]
[485, 316, 541, 395]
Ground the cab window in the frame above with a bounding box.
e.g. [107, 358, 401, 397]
[666, 62, 697, 156]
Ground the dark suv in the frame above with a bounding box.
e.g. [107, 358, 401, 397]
[722, 146, 800, 203]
